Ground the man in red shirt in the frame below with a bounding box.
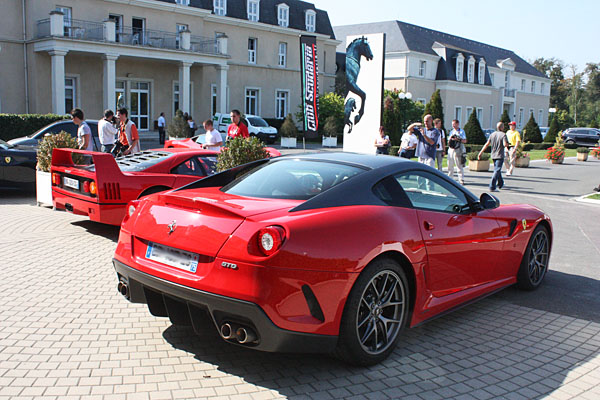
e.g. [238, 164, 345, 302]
[227, 109, 249, 139]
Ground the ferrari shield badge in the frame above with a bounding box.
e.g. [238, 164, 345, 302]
[522, 219, 527, 230]
[4, 156, 11, 164]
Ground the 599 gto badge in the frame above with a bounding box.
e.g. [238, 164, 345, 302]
[221, 262, 238, 270]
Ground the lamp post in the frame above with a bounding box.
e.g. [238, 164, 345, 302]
[397, 92, 412, 131]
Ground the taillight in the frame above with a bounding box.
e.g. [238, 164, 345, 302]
[83, 181, 90, 192]
[52, 173, 61, 185]
[121, 200, 141, 225]
[89, 181, 97, 195]
[258, 226, 286, 256]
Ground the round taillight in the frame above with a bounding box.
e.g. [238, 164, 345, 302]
[89, 181, 97, 195]
[258, 226, 286, 256]
[128, 204, 136, 217]
[83, 181, 90, 192]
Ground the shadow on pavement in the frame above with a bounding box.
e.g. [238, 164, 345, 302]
[0, 189, 36, 205]
[71, 220, 120, 242]
[162, 297, 599, 398]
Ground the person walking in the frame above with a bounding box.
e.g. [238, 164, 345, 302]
[116, 108, 140, 155]
[71, 108, 93, 151]
[447, 119, 467, 185]
[157, 112, 166, 145]
[398, 123, 419, 159]
[504, 121, 521, 176]
[434, 118, 446, 171]
[227, 109, 249, 139]
[414, 114, 440, 168]
[202, 119, 223, 150]
[374, 126, 390, 154]
[98, 109, 118, 153]
[478, 122, 509, 192]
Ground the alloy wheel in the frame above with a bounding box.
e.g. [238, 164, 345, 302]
[528, 229, 549, 285]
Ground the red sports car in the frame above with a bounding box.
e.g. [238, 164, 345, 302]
[113, 153, 552, 365]
[51, 148, 219, 225]
[164, 134, 282, 157]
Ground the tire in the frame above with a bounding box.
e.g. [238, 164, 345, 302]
[335, 258, 409, 366]
[565, 139, 575, 145]
[517, 225, 550, 290]
[138, 186, 171, 199]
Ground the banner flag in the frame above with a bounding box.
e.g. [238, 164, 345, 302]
[300, 35, 319, 134]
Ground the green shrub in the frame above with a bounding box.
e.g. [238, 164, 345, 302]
[467, 151, 489, 161]
[279, 114, 299, 138]
[37, 131, 81, 172]
[500, 110, 511, 132]
[522, 113, 543, 143]
[464, 108, 487, 145]
[465, 144, 487, 153]
[544, 115, 560, 143]
[216, 137, 269, 172]
[0, 113, 68, 141]
[531, 143, 553, 150]
[167, 110, 190, 138]
[323, 115, 342, 137]
[577, 147, 589, 153]
[389, 146, 400, 156]
[263, 118, 284, 131]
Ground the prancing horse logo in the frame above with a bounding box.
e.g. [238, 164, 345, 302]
[167, 220, 177, 235]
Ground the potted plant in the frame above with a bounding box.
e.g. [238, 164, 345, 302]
[167, 110, 190, 140]
[216, 136, 269, 172]
[544, 136, 565, 164]
[576, 147, 589, 161]
[467, 151, 490, 171]
[322, 115, 341, 147]
[591, 147, 600, 159]
[515, 141, 530, 168]
[36, 131, 80, 207]
[279, 114, 298, 148]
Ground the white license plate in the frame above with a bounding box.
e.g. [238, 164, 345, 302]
[145, 242, 199, 273]
[63, 177, 79, 190]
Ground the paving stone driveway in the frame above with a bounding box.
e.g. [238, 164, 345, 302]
[1, 202, 599, 400]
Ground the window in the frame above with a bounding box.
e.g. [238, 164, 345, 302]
[245, 88, 259, 115]
[478, 61, 485, 84]
[521, 79, 526, 91]
[477, 108, 483, 122]
[276, 90, 289, 119]
[56, 6, 72, 36]
[175, 0, 190, 5]
[214, 0, 226, 16]
[454, 106, 462, 122]
[418, 60, 426, 77]
[489, 105, 494, 129]
[211, 84, 217, 116]
[395, 171, 469, 213]
[490, 73, 495, 86]
[504, 71, 510, 89]
[467, 57, 475, 83]
[176, 24, 188, 49]
[305, 10, 316, 32]
[541, 82, 545, 94]
[466, 107, 473, 119]
[278, 42, 287, 67]
[538, 109, 543, 125]
[109, 14, 123, 42]
[132, 17, 145, 44]
[173, 82, 194, 115]
[248, 38, 257, 64]
[65, 77, 76, 112]
[531, 81, 536, 93]
[115, 80, 125, 110]
[247, 0, 259, 22]
[456, 54, 464, 82]
[417, 98, 426, 105]
[518, 108, 524, 126]
[277, 3, 289, 27]
[529, 108, 534, 121]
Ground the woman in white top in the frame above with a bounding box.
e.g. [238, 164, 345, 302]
[201, 119, 223, 151]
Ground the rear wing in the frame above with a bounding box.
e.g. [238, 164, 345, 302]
[51, 148, 123, 179]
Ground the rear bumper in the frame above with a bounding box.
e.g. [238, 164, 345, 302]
[113, 259, 338, 354]
[53, 188, 126, 225]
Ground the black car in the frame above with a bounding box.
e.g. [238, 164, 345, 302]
[8, 120, 101, 150]
[561, 128, 600, 147]
[0, 139, 37, 189]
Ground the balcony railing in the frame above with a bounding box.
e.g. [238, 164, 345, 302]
[35, 18, 223, 56]
[504, 88, 515, 98]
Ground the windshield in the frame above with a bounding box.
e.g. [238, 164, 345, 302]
[0, 139, 11, 149]
[83, 151, 175, 172]
[222, 159, 365, 200]
[247, 117, 269, 127]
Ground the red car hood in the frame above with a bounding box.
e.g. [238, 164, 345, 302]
[132, 187, 298, 257]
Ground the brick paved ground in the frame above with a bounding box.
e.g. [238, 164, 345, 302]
[0, 202, 599, 400]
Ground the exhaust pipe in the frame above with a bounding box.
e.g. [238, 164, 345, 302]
[236, 327, 257, 344]
[220, 323, 236, 340]
[117, 281, 128, 297]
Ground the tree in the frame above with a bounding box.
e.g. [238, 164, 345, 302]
[500, 110, 511, 132]
[464, 108, 486, 144]
[423, 89, 445, 132]
[544, 114, 560, 143]
[382, 89, 425, 145]
[532, 57, 568, 111]
[167, 110, 189, 138]
[323, 115, 342, 137]
[216, 137, 269, 171]
[523, 113, 543, 143]
[279, 114, 298, 138]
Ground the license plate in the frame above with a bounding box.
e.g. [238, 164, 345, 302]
[145, 242, 199, 273]
[63, 177, 79, 190]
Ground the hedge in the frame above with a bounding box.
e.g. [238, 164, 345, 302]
[0, 113, 68, 141]
[263, 118, 285, 132]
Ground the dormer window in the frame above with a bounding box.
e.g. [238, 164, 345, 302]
[305, 10, 316, 32]
[277, 3, 289, 27]
[467, 56, 475, 83]
[247, 0, 259, 22]
[478, 59, 486, 84]
[214, 0, 226, 16]
[456, 53, 464, 82]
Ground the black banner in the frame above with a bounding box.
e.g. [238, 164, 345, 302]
[300, 35, 319, 134]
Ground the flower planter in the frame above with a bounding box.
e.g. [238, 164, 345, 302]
[36, 169, 53, 207]
[577, 152, 588, 161]
[551, 154, 565, 164]
[468, 159, 490, 172]
[280, 137, 297, 148]
[322, 136, 338, 147]
[515, 156, 530, 168]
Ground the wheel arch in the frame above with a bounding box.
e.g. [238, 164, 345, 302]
[536, 219, 553, 248]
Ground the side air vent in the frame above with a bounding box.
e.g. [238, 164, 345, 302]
[302, 285, 325, 322]
[508, 219, 518, 236]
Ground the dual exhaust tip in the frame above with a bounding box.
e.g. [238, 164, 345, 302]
[117, 281, 129, 298]
[220, 322, 258, 344]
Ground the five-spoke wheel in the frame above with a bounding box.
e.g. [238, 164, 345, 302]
[517, 225, 550, 290]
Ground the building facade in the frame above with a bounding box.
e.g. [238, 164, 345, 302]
[334, 21, 551, 130]
[0, 0, 338, 130]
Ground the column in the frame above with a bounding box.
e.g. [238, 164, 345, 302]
[103, 54, 119, 111]
[178, 62, 192, 114]
[49, 11, 64, 37]
[180, 29, 191, 51]
[104, 19, 116, 42]
[215, 64, 229, 114]
[49, 50, 68, 115]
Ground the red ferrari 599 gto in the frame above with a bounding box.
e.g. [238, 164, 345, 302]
[113, 153, 552, 365]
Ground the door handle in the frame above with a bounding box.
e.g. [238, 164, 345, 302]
[423, 221, 434, 231]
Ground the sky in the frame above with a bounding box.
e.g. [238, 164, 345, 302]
[311, 0, 599, 75]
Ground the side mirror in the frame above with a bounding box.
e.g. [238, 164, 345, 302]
[480, 192, 500, 209]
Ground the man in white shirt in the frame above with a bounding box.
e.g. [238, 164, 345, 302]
[98, 109, 118, 153]
[201, 119, 223, 151]
[434, 118, 446, 171]
[71, 108, 93, 151]
[399, 123, 419, 159]
[157, 112, 166, 145]
[447, 119, 467, 185]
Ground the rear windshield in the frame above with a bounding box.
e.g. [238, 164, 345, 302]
[83, 151, 175, 172]
[247, 117, 268, 127]
[222, 159, 365, 200]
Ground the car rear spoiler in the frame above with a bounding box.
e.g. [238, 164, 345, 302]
[51, 148, 122, 177]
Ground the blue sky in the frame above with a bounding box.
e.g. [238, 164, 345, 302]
[311, 0, 599, 75]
